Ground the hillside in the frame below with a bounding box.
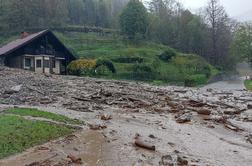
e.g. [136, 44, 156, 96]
[55, 31, 218, 86]
[0, 30, 217, 86]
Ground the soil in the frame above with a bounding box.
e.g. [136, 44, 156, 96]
[0, 67, 252, 166]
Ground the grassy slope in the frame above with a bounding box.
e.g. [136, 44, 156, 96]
[0, 108, 79, 159]
[244, 80, 252, 91]
[55, 32, 218, 86]
[5, 108, 82, 125]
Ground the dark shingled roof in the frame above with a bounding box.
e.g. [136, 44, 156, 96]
[0, 30, 48, 56]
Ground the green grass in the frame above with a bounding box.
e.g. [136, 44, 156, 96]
[244, 80, 252, 91]
[55, 32, 218, 86]
[5, 108, 82, 125]
[0, 115, 73, 159]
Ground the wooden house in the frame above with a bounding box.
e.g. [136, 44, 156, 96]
[0, 30, 75, 74]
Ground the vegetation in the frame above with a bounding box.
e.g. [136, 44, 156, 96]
[231, 23, 252, 65]
[56, 32, 217, 86]
[4, 108, 82, 125]
[244, 80, 252, 91]
[67, 58, 116, 76]
[67, 59, 97, 76]
[0, 111, 75, 159]
[0, 0, 242, 71]
[157, 48, 177, 62]
[119, 0, 148, 40]
[1, 0, 250, 85]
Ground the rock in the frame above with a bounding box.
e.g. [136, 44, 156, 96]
[4, 85, 22, 94]
[248, 104, 252, 109]
[101, 114, 112, 121]
[89, 124, 107, 130]
[176, 113, 192, 123]
[177, 156, 188, 165]
[245, 134, 252, 144]
[67, 154, 82, 164]
[149, 134, 156, 139]
[11, 85, 22, 92]
[160, 155, 174, 166]
[154, 107, 171, 113]
[196, 108, 211, 115]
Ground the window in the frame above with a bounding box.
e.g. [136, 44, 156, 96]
[24, 58, 31, 68]
[44, 60, 50, 68]
[36, 59, 42, 68]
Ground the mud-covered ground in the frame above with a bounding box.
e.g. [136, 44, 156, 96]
[0, 67, 252, 166]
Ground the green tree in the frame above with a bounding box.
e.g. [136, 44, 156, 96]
[231, 23, 252, 64]
[119, 0, 149, 40]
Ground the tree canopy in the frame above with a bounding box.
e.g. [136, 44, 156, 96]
[119, 0, 149, 40]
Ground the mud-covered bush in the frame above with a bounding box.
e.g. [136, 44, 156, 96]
[67, 59, 96, 76]
[158, 48, 177, 62]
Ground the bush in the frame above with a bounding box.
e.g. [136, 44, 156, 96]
[96, 59, 116, 74]
[131, 64, 156, 80]
[132, 64, 153, 73]
[67, 59, 96, 76]
[200, 66, 211, 78]
[111, 56, 144, 63]
[184, 74, 207, 87]
[158, 48, 177, 62]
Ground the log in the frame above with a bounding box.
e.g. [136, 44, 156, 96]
[135, 138, 156, 151]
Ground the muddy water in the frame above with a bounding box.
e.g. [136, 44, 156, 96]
[202, 77, 245, 90]
[203, 62, 252, 91]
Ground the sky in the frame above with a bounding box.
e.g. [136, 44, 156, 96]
[144, 0, 252, 18]
[179, 0, 252, 17]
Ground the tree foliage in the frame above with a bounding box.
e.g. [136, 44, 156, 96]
[119, 0, 149, 40]
[231, 23, 252, 64]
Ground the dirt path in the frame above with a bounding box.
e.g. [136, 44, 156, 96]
[0, 67, 252, 165]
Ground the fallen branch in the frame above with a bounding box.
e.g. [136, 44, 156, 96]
[135, 138, 156, 151]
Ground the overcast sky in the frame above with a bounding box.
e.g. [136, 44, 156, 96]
[144, 0, 252, 18]
[179, 0, 252, 17]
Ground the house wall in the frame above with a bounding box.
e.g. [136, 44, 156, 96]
[0, 57, 5, 66]
[7, 55, 23, 69]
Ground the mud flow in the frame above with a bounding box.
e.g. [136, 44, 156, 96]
[0, 67, 252, 166]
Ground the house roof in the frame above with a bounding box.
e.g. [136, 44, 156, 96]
[0, 30, 76, 60]
[0, 30, 48, 56]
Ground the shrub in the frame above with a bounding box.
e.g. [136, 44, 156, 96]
[184, 74, 207, 87]
[111, 56, 144, 63]
[131, 64, 156, 80]
[200, 66, 211, 78]
[96, 59, 116, 74]
[158, 48, 177, 62]
[132, 64, 153, 73]
[67, 59, 96, 76]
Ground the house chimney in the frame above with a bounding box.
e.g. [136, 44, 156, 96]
[20, 31, 29, 39]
